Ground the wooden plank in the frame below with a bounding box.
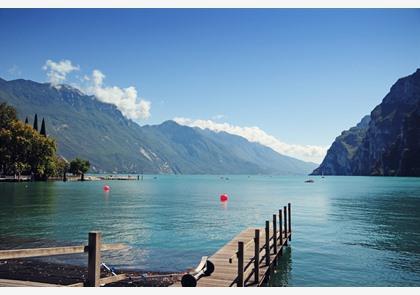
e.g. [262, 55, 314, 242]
[99, 274, 128, 286]
[283, 206, 288, 246]
[87, 231, 101, 287]
[0, 245, 86, 260]
[0, 279, 62, 287]
[236, 241, 244, 287]
[272, 214, 277, 254]
[67, 282, 85, 287]
[0, 243, 127, 260]
[253, 229, 260, 284]
[265, 221, 270, 266]
[288, 203, 292, 241]
[176, 218, 292, 288]
[197, 277, 236, 285]
[279, 209, 283, 252]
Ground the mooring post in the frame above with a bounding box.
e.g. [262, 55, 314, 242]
[288, 203, 292, 241]
[87, 231, 101, 287]
[279, 209, 283, 253]
[237, 241, 244, 287]
[272, 214, 277, 254]
[265, 220, 270, 266]
[254, 229, 260, 284]
[283, 206, 288, 246]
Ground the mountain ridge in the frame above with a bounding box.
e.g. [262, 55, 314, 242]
[0, 77, 316, 175]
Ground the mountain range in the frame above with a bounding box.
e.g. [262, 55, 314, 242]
[0, 77, 316, 175]
[312, 69, 420, 176]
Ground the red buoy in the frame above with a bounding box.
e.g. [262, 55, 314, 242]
[220, 194, 228, 202]
[103, 185, 110, 191]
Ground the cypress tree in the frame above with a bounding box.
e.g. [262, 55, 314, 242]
[33, 114, 38, 131]
[24, 117, 28, 124]
[40, 118, 46, 136]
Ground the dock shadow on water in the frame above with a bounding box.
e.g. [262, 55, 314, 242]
[266, 246, 292, 287]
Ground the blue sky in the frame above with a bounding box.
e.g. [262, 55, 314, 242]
[0, 9, 419, 162]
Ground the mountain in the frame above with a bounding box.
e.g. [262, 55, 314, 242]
[311, 115, 370, 175]
[312, 69, 420, 176]
[0, 78, 316, 175]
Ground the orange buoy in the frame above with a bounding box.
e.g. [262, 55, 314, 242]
[220, 194, 228, 202]
[103, 185, 110, 191]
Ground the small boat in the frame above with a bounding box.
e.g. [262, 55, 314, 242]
[304, 179, 315, 183]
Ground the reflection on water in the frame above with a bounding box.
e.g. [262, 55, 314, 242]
[0, 182, 57, 237]
[220, 201, 228, 210]
[267, 246, 292, 287]
[0, 176, 420, 285]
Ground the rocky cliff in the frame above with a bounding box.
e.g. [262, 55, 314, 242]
[311, 115, 370, 175]
[312, 69, 420, 176]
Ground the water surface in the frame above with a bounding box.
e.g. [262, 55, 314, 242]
[0, 175, 419, 286]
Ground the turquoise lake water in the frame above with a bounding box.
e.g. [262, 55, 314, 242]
[0, 175, 420, 286]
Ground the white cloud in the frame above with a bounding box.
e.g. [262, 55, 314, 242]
[42, 59, 151, 121]
[85, 69, 151, 120]
[43, 59, 79, 87]
[174, 117, 327, 163]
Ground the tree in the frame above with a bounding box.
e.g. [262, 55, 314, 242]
[0, 103, 57, 179]
[40, 118, 46, 136]
[0, 103, 91, 181]
[24, 117, 28, 124]
[0, 102, 17, 129]
[33, 114, 38, 131]
[0, 119, 56, 178]
[69, 158, 90, 181]
[54, 156, 70, 181]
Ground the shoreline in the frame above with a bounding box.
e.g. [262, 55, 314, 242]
[0, 175, 141, 182]
[0, 258, 183, 287]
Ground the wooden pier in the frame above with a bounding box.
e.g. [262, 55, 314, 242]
[0, 231, 128, 287]
[0, 204, 292, 287]
[173, 203, 292, 287]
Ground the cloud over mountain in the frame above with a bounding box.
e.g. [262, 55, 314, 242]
[43, 59, 151, 121]
[84, 69, 151, 120]
[43, 59, 79, 87]
[174, 117, 327, 163]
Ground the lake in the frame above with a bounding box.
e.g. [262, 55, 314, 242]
[0, 175, 419, 286]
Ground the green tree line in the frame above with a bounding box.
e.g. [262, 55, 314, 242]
[0, 102, 90, 180]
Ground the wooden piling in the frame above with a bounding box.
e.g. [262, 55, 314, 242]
[283, 206, 288, 246]
[279, 209, 283, 254]
[237, 241, 244, 287]
[87, 231, 101, 287]
[170, 202, 293, 287]
[265, 221, 270, 266]
[288, 203, 292, 241]
[272, 214, 277, 254]
[254, 229, 260, 284]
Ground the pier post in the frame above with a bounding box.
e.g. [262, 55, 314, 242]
[254, 229, 260, 284]
[283, 206, 288, 246]
[288, 203, 292, 241]
[265, 221, 270, 266]
[279, 209, 283, 254]
[87, 231, 101, 287]
[237, 241, 244, 287]
[272, 214, 277, 254]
